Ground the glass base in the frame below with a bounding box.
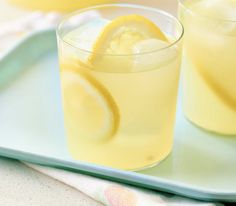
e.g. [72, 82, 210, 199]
[130, 149, 172, 172]
[69, 145, 173, 172]
[184, 112, 236, 136]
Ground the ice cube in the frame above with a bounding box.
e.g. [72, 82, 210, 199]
[193, 0, 236, 20]
[63, 18, 109, 51]
[62, 18, 109, 63]
[191, 0, 236, 35]
[132, 39, 178, 72]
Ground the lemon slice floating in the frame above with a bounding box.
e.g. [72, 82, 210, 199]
[62, 69, 119, 141]
[88, 15, 167, 72]
[91, 14, 167, 56]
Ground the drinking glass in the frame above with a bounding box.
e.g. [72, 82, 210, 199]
[57, 4, 183, 170]
[179, 0, 236, 135]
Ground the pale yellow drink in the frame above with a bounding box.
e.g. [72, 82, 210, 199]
[179, 0, 236, 135]
[57, 4, 183, 170]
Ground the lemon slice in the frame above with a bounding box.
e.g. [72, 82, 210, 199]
[88, 15, 167, 72]
[90, 14, 167, 56]
[61, 68, 119, 141]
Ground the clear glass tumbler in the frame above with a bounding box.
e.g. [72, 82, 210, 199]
[179, 0, 236, 135]
[57, 4, 183, 170]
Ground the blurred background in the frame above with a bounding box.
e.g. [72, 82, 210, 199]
[0, 0, 177, 22]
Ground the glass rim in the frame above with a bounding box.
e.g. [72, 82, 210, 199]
[56, 3, 184, 57]
[179, 0, 236, 23]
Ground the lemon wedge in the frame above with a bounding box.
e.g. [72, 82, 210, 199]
[61, 68, 119, 141]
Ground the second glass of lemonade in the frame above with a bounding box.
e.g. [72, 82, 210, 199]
[57, 4, 183, 170]
[179, 0, 236, 135]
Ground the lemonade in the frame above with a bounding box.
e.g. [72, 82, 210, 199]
[57, 4, 183, 170]
[179, 0, 236, 134]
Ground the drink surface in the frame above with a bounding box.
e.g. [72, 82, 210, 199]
[58, 14, 181, 170]
[180, 0, 236, 134]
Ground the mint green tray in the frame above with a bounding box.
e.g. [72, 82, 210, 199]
[0, 30, 235, 202]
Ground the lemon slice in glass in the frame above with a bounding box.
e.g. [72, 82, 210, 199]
[89, 14, 167, 72]
[61, 69, 119, 141]
[91, 14, 167, 55]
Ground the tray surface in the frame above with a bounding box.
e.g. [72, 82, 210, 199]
[0, 31, 236, 202]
